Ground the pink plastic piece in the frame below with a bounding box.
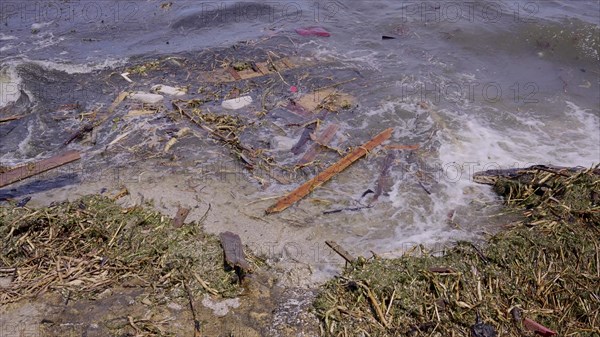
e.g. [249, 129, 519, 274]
[295, 27, 330, 37]
[523, 318, 557, 337]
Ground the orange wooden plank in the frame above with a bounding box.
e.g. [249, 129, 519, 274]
[266, 128, 393, 214]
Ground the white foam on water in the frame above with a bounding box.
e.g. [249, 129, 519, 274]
[31, 32, 64, 50]
[27, 58, 127, 74]
[0, 33, 18, 41]
[376, 96, 599, 256]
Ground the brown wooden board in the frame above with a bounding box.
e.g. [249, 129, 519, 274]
[0, 150, 81, 188]
[266, 128, 393, 214]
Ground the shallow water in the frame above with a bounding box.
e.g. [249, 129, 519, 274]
[1, 0, 599, 281]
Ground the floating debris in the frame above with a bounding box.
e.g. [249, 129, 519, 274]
[221, 95, 253, 110]
[0, 195, 248, 304]
[120, 72, 133, 83]
[130, 92, 164, 104]
[295, 27, 331, 37]
[266, 128, 393, 214]
[151, 84, 186, 96]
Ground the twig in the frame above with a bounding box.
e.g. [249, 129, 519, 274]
[183, 281, 202, 337]
[357, 281, 389, 328]
[323, 205, 373, 214]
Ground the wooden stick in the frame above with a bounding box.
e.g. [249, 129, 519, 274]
[325, 240, 355, 263]
[0, 115, 25, 123]
[0, 150, 80, 188]
[183, 281, 202, 337]
[358, 281, 389, 327]
[266, 128, 393, 214]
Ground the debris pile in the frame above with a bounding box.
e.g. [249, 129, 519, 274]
[314, 166, 599, 336]
[0, 195, 252, 304]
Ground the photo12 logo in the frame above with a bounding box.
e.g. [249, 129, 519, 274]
[400, 81, 540, 104]
[1, 1, 140, 25]
[196, 1, 341, 24]
[399, 1, 539, 23]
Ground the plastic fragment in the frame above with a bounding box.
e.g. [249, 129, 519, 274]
[295, 27, 330, 37]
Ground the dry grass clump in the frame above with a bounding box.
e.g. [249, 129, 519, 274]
[0, 195, 245, 304]
[314, 166, 599, 336]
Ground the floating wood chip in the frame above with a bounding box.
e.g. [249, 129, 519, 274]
[266, 128, 393, 214]
[297, 124, 339, 166]
[172, 207, 191, 228]
[219, 231, 251, 273]
[325, 240, 355, 263]
[108, 91, 128, 114]
[0, 150, 81, 188]
[199, 57, 302, 83]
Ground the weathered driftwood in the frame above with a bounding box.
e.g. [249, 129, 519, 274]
[0, 150, 81, 188]
[266, 128, 393, 214]
[219, 231, 251, 273]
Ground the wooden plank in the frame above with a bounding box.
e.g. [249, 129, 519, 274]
[297, 124, 339, 166]
[266, 128, 393, 214]
[325, 240, 355, 263]
[255, 62, 271, 75]
[219, 231, 251, 272]
[0, 150, 81, 188]
[226, 67, 242, 81]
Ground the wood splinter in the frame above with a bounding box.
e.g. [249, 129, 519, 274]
[172, 206, 191, 228]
